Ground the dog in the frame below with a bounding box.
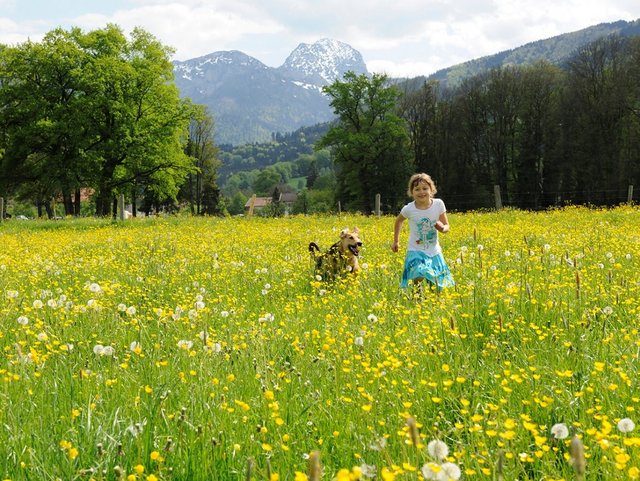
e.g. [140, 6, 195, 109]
[309, 227, 362, 279]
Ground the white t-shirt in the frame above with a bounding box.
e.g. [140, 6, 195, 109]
[400, 199, 446, 255]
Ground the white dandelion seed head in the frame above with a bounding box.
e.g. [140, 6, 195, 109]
[421, 462, 438, 480]
[264, 283, 271, 290]
[88, 283, 102, 293]
[318, 289, 326, 296]
[359, 463, 376, 478]
[598, 263, 605, 269]
[550, 423, 569, 439]
[126, 306, 137, 316]
[626, 253, 632, 260]
[17, 315, 29, 325]
[220, 310, 229, 318]
[188, 309, 197, 319]
[427, 439, 449, 460]
[37, 332, 48, 342]
[118, 303, 127, 312]
[361, 263, 369, 270]
[93, 344, 105, 355]
[618, 417, 635, 433]
[195, 301, 205, 310]
[6, 290, 19, 299]
[33, 299, 43, 309]
[543, 244, 551, 252]
[354, 336, 364, 346]
[261, 267, 268, 274]
[198, 330, 208, 341]
[315, 275, 323, 281]
[367, 313, 378, 322]
[602, 306, 613, 315]
[213, 342, 222, 353]
[436, 462, 461, 481]
[261, 289, 269, 295]
[102, 346, 114, 356]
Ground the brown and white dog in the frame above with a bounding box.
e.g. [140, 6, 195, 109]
[309, 227, 362, 279]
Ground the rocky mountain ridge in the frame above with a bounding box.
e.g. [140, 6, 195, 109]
[173, 39, 368, 145]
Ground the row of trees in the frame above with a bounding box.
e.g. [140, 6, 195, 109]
[397, 35, 640, 210]
[319, 35, 640, 213]
[0, 25, 220, 218]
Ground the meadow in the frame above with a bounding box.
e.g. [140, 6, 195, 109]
[0, 206, 639, 481]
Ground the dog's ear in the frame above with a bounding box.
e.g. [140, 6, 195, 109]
[340, 228, 349, 238]
[352, 227, 359, 234]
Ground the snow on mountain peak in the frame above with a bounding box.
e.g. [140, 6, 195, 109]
[279, 38, 368, 84]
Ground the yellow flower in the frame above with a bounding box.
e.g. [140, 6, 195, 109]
[147, 475, 158, 481]
[134, 464, 145, 474]
[294, 472, 308, 481]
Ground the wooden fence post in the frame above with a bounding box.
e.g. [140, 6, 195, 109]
[375, 194, 381, 216]
[118, 194, 125, 220]
[628, 185, 634, 204]
[494, 185, 503, 210]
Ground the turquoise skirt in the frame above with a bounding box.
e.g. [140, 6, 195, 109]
[401, 251, 455, 288]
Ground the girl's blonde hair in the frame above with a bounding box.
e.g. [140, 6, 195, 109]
[407, 173, 437, 197]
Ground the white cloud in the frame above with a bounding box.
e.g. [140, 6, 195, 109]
[0, 0, 637, 76]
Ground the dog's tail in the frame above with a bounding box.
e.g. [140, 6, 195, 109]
[309, 242, 321, 253]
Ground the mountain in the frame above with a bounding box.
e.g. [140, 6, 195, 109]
[173, 39, 368, 145]
[426, 19, 640, 86]
[174, 20, 640, 146]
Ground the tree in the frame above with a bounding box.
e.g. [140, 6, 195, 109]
[318, 72, 413, 213]
[0, 25, 195, 217]
[182, 105, 222, 215]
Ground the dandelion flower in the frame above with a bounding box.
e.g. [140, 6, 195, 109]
[354, 336, 364, 346]
[551, 423, 569, 439]
[618, 418, 635, 433]
[427, 440, 449, 460]
[33, 299, 43, 309]
[17, 315, 29, 325]
[89, 283, 102, 293]
[177, 340, 193, 350]
[436, 462, 461, 481]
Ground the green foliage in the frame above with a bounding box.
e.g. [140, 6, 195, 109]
[318, 72, 414, 213]
[0, 25, 197, 217]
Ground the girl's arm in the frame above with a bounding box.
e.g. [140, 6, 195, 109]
[435, 212, 450, 233]
[392, 214, 406, 252]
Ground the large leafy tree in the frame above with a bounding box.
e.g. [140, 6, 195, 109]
[318, 72, 413, 213]
[0, 25, 195, 217]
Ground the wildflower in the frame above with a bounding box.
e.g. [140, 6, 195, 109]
[47, 299, 58, 308]
[437, 463, 461, 481]
[427, 440, 449, 460]
[88, 283, 102, 293]
[367, 314, 378, 322]
[602, 306, 613, 315]
[618, 418, 636, 433]
[17, 315, 29, 325]
[129, 341, 142, 353]
[37, 332, 48, 342]
[177, 340, 193, 350]
[421, 462, 439, 480]
[6, 289, 19, 299]
[354, 336, 364, 346]
[33, 299, 43, 309]
[195, 301, 205, 309]
[126, 306, 137, 316]
[118, 303, 127, 312]
[220, 310, 229, 318]
[551, 423, 569, 439]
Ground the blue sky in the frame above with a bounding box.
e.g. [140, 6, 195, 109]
[1, 0, 637, 77]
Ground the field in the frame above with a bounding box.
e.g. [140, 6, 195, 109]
[1, 206, 639, 481]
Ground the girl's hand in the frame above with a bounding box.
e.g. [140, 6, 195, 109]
[391, 242, 399, 252]
[435, 221, 448, 232]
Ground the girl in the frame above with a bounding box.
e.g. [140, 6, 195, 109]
[392, 173, 454, 290]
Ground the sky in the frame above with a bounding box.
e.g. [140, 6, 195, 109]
[0, 0, 638, 78]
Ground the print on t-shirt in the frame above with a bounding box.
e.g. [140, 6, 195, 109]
[416, 217, 437, 248]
